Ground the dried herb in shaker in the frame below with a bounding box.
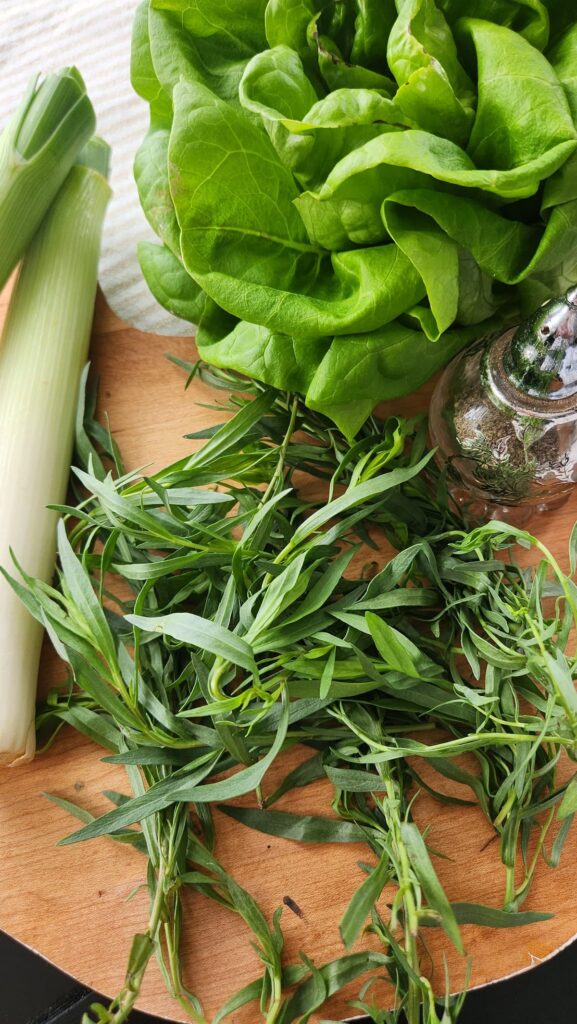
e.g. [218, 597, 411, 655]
[429, 287, 577, 519]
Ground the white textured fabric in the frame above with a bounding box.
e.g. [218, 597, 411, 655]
[0, 0, 194, 335]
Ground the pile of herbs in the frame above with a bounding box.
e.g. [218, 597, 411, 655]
[9, 380, 577, 1024]
[133, 0, 577, 436]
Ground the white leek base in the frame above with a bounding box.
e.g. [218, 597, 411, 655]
[0, 164, 110, 766]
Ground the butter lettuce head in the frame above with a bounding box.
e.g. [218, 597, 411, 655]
[133, 0, 577, 437]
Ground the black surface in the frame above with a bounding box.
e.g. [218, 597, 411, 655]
[2, 928, 577, 1023]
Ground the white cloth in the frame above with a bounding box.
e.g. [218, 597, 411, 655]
[0, 0, 194, 335]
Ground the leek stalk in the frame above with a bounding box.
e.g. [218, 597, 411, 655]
[0, 67, 95, 292]
[0, 141, 111, 764]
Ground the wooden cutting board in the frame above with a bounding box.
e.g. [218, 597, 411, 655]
[1, 288, 577, 1023]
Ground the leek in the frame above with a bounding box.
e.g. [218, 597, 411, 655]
[0, 140, 111, 764]
[0, 67, 95, 292]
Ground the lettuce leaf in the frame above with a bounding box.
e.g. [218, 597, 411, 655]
[134, 0, 577, 437]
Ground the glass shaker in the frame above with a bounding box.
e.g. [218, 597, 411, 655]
[429, 286, 577, 522]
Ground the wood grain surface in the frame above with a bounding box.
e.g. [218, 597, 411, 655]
[1, 288, 576, 1023]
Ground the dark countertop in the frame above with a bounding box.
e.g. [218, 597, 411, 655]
[2, 929, 577, 1024]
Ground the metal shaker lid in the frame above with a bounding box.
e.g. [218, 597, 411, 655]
[503, 285, 577, 400]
